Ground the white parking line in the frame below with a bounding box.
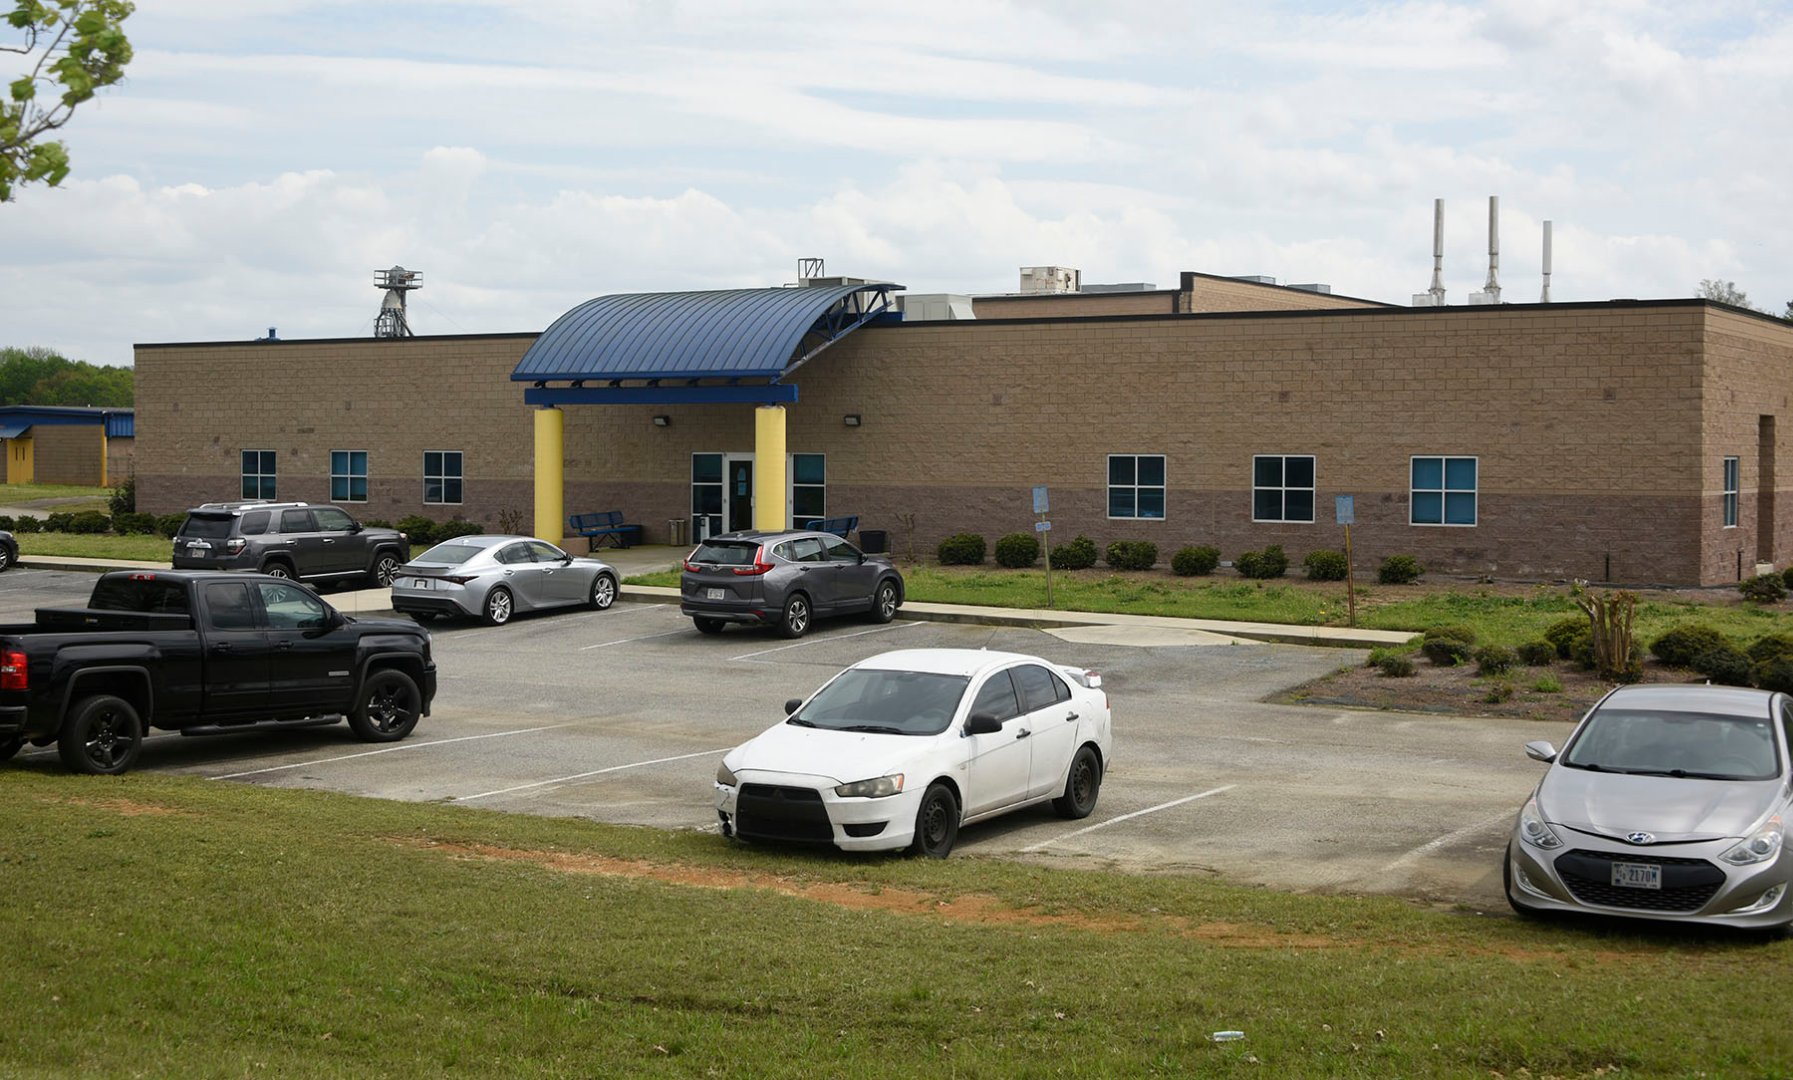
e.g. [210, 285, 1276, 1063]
[1020, 785, 1236, 852]
[454, 747, 730, 801]
[578, 628, 692, 651]
[730, 620, 922, 663]
[209, 723, 580, 779]
[1378, 809, 1515, 875]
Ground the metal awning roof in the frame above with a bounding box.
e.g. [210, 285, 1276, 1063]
[0, 406, 133, 439]
[511, 284, 901, 406]
[0, 423, 27, 440]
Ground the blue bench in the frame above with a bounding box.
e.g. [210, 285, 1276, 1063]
[568, 511, 642, 551]
[802, 515, 859, 539]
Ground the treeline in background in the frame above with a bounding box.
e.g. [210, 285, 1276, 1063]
[0, 347, 133, 408]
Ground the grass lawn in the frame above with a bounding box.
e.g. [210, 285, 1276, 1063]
[16, 532, 171, 562]
[2, 772, 1789, 1077]
[0, 482, 112, 509]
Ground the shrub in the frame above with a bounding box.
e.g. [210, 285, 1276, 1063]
[108, 474, 136, 516]
[1234, 544, 1288, 580]
[1104, 540, 1158, 571]
[1516, 640, 1556, 666]
[1483, 680, 1515, 704]
[1420, 625, 1477, 666]
[0, 515, 12, 532]
[936, 533, 986, 566]
[1377, 654, 1417, 678]
[44, 511, 73, 532]
[1474, 644, 1518, 677]
[111, 512, 158, 535]
[68, 510, 110, 534]
[1532, 674, 1563, 693]
[396, 515, 440, 548]
[1651, 624, 1732, 668]
[994, 533, 1040, 569]
[1746, 633, 1793, 664]
[6, 514, 35, 534]
[1693, 643, 1754, 687]
[436, 519, 483, 542]
[1377, 554, 1422, 585]
[1784, 564, 1793, 591]
[154, 513, 186, 538]
[1544, 617, 1589, 659]
[1366, 647, 1399, 668]
[1739, 573, 1788, 604]
[1302, 548, 1349, 581]
[360, 518, 393, 529]
[1171, 545, 1220, 577]
[1050, 534, 1098, 571]
[1754, 656, 1793, 694]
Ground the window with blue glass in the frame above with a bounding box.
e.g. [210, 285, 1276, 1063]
[791, 453, 825, 522]
[1108, 454, 1166, 519]
[331, 450, 368, 503]
[241, 450, 276, 500]
[1253, 455, 1315, 523]
[1723, 457, 1739, 528]
[691, 453, 723, 536]
[1410, 456, 1477, 526]
[423, 450, 463, 505]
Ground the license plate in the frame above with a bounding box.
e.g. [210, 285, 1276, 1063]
[1611, 862, 1662, 890]
[706, 587, 725, 601]
[409, 578, 431, 590]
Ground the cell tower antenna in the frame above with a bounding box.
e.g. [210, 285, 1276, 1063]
[374, 265, 422, 338]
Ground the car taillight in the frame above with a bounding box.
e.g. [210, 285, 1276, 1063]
[225, 538, 247, 554]
[1, 648, 27, 692]
[442, 575, 474, 585]
[732, 546, 775, 576]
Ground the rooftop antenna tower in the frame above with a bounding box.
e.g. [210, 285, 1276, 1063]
[797, 257, 825, 286]
[1411, 198, 1446, 307]
[1469, 196, 1502, 305]
[374, 265, 421, 338]
[1540, 220, 1553, 303]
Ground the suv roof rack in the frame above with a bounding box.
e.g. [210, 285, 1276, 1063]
[194, 500, 308, 512]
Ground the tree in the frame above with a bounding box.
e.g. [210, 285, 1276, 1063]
[0, 345, 133, 405]
[1697, 279, 1759, 311]
[1, 0, 133, 202]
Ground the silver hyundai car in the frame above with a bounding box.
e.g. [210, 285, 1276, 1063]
[1506, 683, 1793, 932]
[680, 530, 904, 638]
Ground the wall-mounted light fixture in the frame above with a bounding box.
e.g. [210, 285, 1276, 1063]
[843, 413, 862, 427]
[652, 414, 671, 427]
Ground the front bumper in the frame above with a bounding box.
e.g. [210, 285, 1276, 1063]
[1508, 833, 1793, 930]
[715, 770, 923, 852]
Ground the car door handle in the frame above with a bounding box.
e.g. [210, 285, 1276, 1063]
[1015, 729, 1031, 740]
[322, 538, 334, 544]
[1066, 712, 1079, 721]
[276, 641, 292, 650]
[212, 643, 231, 653]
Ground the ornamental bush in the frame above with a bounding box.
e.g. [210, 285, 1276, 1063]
[1377, 554, 1422, 585]
[68, 510, 111, 534]
[1302, 548, 1348, 581]
[1050, 534, 1099, 571]
[1693, 643, 1754, 686]
[1746, 633, 1793, 664]
[12, 514, 42, 534]
[1234, 544, 1288, 580]
[1474, 644, 1518, 677]
[1544, 617, 1589, 659]
[994, 533, 1040, 569]
[1420, 625, 1477, 666]
[396, 515, 440, 548]
[936, 533, 986, 566]
[1739, 573, 1788, 604]
[435, 519, 483, 542]
[111, 512, 158, 535]
[1171, 545, 1220, 577]
[1516, 640, 1557, 666]
[1753, 656, 1793, 694]
[1377, 653, 1417, 677]
[1103, 540, 1158, 571]
[154, 513, 186, 538]
[45, 511, 73, 532]
[1651, 623, 1732, 668]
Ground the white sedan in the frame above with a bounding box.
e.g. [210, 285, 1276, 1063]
[714, 648, 1113, 857]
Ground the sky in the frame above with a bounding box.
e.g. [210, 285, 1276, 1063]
[5, 0, 1792, 367]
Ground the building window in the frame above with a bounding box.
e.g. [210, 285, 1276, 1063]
[792, 453, 825, 523]
[692, 453, 723, 537]
[241, 450, 276, 500]
[424, 451, 462, 505]
[1411, 456, 1477, 526]
[331, 450, 368, 503]
[1253, 455, 1315, 523]
[1724, 456, 1739, 528]
[1107, 454, 1165, 519]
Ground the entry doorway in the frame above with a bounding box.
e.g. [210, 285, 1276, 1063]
[726, 456, 754, 533]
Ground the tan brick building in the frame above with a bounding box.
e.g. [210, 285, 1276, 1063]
[131, 275, 1793, 587]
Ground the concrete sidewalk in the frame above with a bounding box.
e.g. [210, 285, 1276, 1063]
[17, 547, 1416, 648]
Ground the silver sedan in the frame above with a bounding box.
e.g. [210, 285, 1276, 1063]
[1506, 683, 1793, 933]
[390, 535, 618, 626]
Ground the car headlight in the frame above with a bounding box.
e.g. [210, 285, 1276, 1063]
[833, 774, 904, 799]
[716, 762, 737, 787]
[1518, 796, 1562, 850]
[1721, 816, 1784, 866]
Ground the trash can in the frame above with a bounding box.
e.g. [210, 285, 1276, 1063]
[857, 528, 889, 554]
[667, 518, 687, 547]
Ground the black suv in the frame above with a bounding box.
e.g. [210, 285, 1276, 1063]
[172, 501, 411, 587]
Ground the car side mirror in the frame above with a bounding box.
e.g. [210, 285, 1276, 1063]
[347, 520, 363, 533]
[1524, 740, 1558, 763]
[784, 698, 802, 715]
[964, 712, 1002, 736]
[561, 554, 573, 565]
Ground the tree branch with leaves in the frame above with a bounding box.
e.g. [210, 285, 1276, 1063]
[2, 0, 132, 202]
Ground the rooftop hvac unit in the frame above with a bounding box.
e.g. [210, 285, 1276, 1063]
[1019, 266, 1080, 294]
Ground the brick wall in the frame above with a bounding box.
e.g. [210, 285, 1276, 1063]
[106, 435, 134, 489]
[33, 424, 105, 485]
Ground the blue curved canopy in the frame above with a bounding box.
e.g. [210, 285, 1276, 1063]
[512, 284, 900, 405]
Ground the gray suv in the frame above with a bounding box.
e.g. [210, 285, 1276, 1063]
[172, 501, 411, 587]
[681, 529, 904, 638]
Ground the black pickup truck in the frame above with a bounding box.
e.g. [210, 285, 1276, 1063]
[0, 569, 436, 775]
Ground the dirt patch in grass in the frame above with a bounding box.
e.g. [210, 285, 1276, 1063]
[1278, 653, 1704, 722]
[59, 795, 190, 817]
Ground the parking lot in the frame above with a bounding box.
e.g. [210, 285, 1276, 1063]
[3, 565, 1573, 910]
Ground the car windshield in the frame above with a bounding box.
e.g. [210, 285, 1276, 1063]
[790, 669, 970, 736]
[1563, 707, 1782, 781]
[178, 514, 233, 539]
[414, 542, 486, 565]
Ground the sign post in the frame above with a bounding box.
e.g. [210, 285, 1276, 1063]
[1033, 485, 1053, 608]
[1335, 495, 1357, 628]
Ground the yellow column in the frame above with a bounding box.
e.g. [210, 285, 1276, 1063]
[753, 404, 787, 531]
[99, 429, 109, 488]
[533, 406, 564, 543]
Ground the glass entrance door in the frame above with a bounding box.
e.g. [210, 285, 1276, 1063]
[727, 458, 754, 532]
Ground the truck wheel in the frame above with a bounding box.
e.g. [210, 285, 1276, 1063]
[261, 560, 293, 580]
[348, 669, 421, 742]
[369, 552, 401, 587]
[58, 695, 143, 775]
[0, 737, 22, 762]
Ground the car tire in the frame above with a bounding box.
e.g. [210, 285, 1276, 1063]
[0, 545, 13, 573]
[869, 579, 899, 624]
[778, 593, 812, 639]
[483, 586, 514, 626]
[0, 736, 22, 762]
[58, 694, 143, 775]
[693, 617, 725, 635]
[1052, 745, 1102, 819]
[348, 669, 422, 742]
[909, 783, 959, 858]
[589, 573, 617, 610]
[369, 552, 401, 587]
[261, 560, 294, 580]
